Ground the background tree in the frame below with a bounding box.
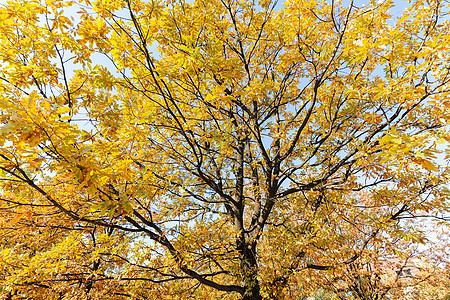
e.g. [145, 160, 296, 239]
[0, 0, 449, 299]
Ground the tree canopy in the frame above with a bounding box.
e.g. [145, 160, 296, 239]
[0, 0, 449, 299]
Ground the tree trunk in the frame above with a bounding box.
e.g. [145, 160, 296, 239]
[237, 237, 262, 300]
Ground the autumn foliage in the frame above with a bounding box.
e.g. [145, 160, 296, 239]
[0, 0, 449, 299]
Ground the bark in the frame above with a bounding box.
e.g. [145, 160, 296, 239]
[237, 237, 262, 300]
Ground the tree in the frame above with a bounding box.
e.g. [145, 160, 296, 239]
[0, 0, 449, 299]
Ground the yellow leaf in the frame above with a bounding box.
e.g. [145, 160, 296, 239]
[10, 212, 27, 226]
[59, 115, 71, 121]
[56, 106, 71, 114]
[436, 138, 446, 145]
[413, 158, 438, 171]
